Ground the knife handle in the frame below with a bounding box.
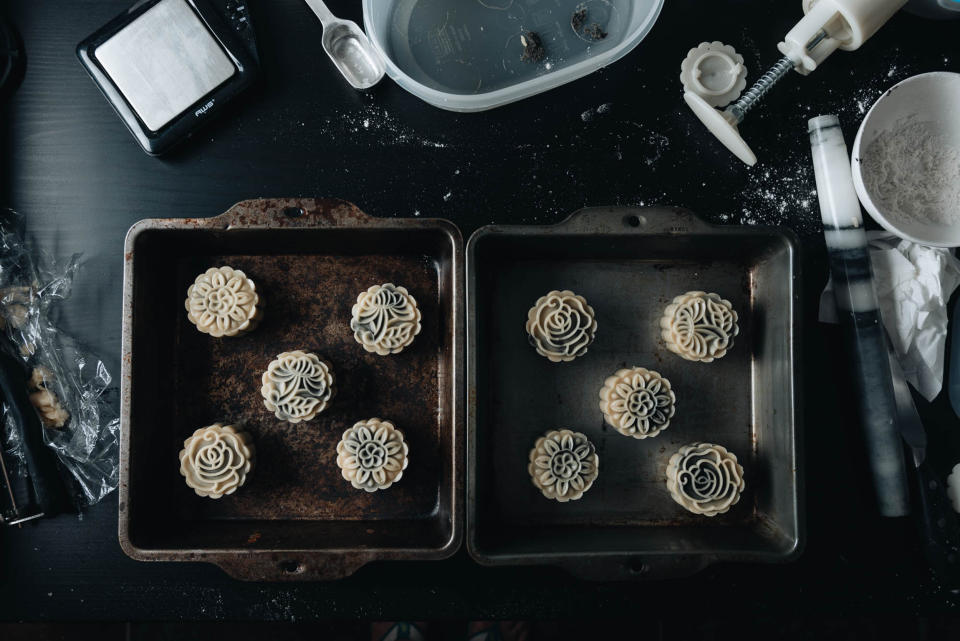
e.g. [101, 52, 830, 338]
[914, 460, 960, 581]
[0, 349, 65, 517]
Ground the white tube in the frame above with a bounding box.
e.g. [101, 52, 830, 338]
[809, 114, 910, 517]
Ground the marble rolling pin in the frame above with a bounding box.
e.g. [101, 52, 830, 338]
[808, 114, 910, 517]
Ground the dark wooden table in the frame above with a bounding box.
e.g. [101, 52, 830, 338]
[2, 0, 960, 621]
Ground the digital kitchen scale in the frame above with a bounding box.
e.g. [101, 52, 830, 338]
[77, 0, 259, 155]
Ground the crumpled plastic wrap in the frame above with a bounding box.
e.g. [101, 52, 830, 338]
[0, 210, 119, 506]
[820, 231, 960, 402]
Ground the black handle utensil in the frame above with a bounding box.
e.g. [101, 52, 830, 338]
[886, 338, 960, 581]
[913, 460, 960, 579]
[0, 348, 66, 523]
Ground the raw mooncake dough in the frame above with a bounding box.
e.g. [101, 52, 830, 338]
[336, 418, 409, 492]
[598, 367, 675, 439]
[27, 366, 70, 429]
[350, 283, 422, 355]
[179, 423, 255, 499]
[185, 266, 262, 337]
[260, 350, 335, 423]
[661, 291, 738, 362]
[528, 429, 599, 502]
[525, 290, 597, 363]
[666, 442, 744, 517]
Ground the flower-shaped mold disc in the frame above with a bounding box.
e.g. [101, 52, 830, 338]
[528, 429, 599, 502]
[599, 367, 676, 439]
[679, 41, 747, 108]
[525, 290, 598, 363]
[350, 283, 422, 356]
[336, 418, 409, 492]
[185, 266, 262, 337]
[948, 463, 960, 514]
[260, 350, 335, 423]
[179, 423, 255, 499]
[666, 442, 745, 517]
[661, 291, 739, 363]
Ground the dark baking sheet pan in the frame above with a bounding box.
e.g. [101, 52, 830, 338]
[120, 198, 463, 580]
[467, 207, 802, 580]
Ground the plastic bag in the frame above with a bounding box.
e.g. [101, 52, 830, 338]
[0, 210, 119, 506]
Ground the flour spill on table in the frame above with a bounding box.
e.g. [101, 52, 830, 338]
[325, 105, 449, 148]
[735, 159, 820, 233]
[581, 102, 614, 122]
[730, 51, 924, 233]
[330, 52, 928, 237]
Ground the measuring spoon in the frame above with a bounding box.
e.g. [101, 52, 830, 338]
[304, 0, 385, 90]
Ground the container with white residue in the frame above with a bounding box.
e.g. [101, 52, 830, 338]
[362, 0, 662, 112]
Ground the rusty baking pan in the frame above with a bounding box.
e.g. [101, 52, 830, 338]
[466, 206, 802, 580]
[120, 198, 463, 580]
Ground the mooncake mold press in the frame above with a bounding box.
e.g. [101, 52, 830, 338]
[666, 442, 745, 517]
[260, 350, 335, 423]
[350, 283, 422, 355]
[179, 423, 255, 499]
[525, 290, 597, 363]
[185, 266, 262, 337]
[661, 291, 739, 363]
[528, 429, 599, 502]
[336, 418, 409, 492]
[599, 367, 675, 439]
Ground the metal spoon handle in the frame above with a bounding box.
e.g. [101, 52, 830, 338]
[303, 0, 336, 28]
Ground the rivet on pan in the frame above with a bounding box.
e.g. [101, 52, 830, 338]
[626, 558, 648, 575]
[278, 560, 304, 574]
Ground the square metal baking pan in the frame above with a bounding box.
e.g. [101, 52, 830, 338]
[467, 206, 802, 580]
[120, 198, 463, 580]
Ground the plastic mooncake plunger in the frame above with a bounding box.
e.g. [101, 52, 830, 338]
[685, 0, 906, 166]
[680, 42, 747, 108]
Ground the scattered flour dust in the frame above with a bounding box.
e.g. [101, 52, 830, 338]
[735, 162, 820, 233]
[581, 102, 614, 122]
[862, 118, 960, 226]
[326, 105, 448, 149]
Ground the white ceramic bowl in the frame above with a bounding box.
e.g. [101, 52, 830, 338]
[851, 71, 960, 247]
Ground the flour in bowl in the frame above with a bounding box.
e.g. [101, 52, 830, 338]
[861, 118, 960, 226]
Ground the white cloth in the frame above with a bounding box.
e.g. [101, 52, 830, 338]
[819, 232, 960, 401]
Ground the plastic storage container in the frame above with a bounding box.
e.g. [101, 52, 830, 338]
[362, 0, 663, 112]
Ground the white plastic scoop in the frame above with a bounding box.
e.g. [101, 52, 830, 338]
[303, 0, 385, 90]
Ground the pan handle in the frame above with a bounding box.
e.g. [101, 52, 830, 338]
[209, 198, 378, 230]
[554, 555, 711, 581]
[213, 551, 373, 582]
[555, 206, 715, 235]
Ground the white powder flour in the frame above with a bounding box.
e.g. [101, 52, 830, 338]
[861, 118, 960, 226]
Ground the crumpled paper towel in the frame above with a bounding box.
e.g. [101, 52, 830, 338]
[820, 232, 960, 401]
